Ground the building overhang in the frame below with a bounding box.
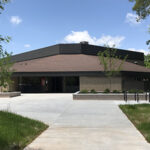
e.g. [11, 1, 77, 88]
[12, 71, 150, 78]
[12, 54, 150, 74]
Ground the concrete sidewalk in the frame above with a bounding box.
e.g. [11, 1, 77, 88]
[16, 95, 149, 150]
[0, 94, 149, 150]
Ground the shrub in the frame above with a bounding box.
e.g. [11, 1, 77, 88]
[80, 89, 89, 93]
[112, 90, 120, 93]
[138, 90, 144, 93]
[128, 89, 137, 93]
[104, 88, 110, 93]
[90, 89, 97, 93]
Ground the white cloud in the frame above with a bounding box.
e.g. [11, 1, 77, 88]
[128, 48, 149, 55]
[24, 44, 31, 48]
[125, 13, 141, 25]
[10, 16, 22, 25]
[96, 35, 125, 48]
[64, 31, 125, 47]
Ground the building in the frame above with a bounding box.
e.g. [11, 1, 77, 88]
[10, 42, 150, 93]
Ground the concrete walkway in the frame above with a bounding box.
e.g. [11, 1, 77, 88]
[0, 94, 150, 150]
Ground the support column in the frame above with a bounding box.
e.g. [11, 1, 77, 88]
[63, 77, 66, 93]
[19, 76, 22, 91]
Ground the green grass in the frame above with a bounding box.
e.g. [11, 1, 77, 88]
[120, 104, 150, 143]
[0, 111, 48, 150]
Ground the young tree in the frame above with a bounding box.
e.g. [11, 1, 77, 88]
[0, 0, 13, 91]
[98, 46, 127, 91]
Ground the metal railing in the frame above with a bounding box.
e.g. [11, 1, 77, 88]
[124, 91, 150, 103]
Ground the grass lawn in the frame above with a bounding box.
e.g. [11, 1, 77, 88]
[0, 111, 48, 150]
[120, 104, 150, 143]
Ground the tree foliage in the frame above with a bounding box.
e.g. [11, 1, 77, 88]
[129, 0, 150, 20]
[0, 39, 13, 88]
[0, 0, 13, 90]
[98, 47, 128, 77]
[0, 0, 10, 13]
[129, 0, 150, 46]
[98, 47, 127, 90]
[144, 54, 150, 68]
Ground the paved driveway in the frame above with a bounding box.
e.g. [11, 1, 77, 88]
[0, 94, 150, 150]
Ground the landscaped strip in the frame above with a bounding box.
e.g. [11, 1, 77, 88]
[0, 111, 48, 150]
[119, 104, 150, 143]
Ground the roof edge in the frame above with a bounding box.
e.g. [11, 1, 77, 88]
[11, 43, 144, 63]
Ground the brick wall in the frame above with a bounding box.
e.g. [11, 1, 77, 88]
[80, 76, 122, 92]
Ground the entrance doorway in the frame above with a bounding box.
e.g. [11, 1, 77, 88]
[48, 77, 79, 93]
[48, 77, 63, 93]
[18, 76, 79, 93]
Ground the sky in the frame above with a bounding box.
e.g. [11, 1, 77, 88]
[0, 0, 150, 55]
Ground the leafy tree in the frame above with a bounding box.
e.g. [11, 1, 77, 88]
[0, 0, 13, 91]
[144, 54, 150, 68]
[98, 47, 127, 91]
[0, 0, 9, 12]
[129, 0, 150, 45]
[129, 0, 150, 20]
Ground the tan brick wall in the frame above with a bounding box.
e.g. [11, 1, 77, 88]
[0, 77, 19, 92]
[0, 86, 9, 92]
[6, 77, 19, 92]
[10, 77, 19, 91]
[80, 76, 122, 92]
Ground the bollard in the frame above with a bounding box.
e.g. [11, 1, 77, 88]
[149, 92, 150, 103]
[124, 91, 126, 102]
[145, 92, 147, 101]
[137, 93, 139, 102]
[124, 91, 127, 102]
[134, 92, 137, 101]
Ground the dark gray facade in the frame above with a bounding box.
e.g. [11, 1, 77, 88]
[11, 43, 144, 65]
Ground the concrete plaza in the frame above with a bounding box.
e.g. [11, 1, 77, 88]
[0, 94, 149, 150]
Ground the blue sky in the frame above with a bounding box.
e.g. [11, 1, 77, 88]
[0, 0, 150, 55]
